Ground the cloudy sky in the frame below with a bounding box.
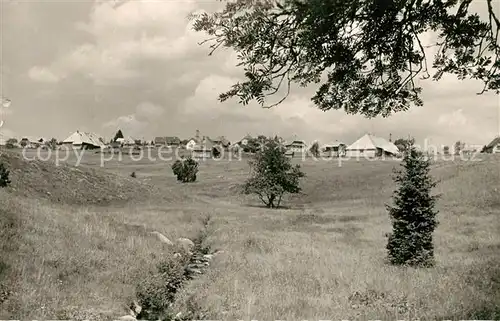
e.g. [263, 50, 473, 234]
[1, 0, 499, 148]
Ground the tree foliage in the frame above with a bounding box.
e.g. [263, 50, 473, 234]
[243, 137, 305, 208]
[46, 138, 58, 150]
[171, 157, 199, 183]
[113, 129, 124, 142]
[309, 141, 320, 157]
[454, 140, 465, 154]
[243, 138, 262, 153]
[394, 137, 414, 152]
[0, 162, 11, 188]
[386, 141, 439, 267]
[212, 146, 221, 158]
[5, 138, 17, 149]
[191, 0, 500, 117]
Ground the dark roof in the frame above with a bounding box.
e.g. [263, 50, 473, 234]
[286, 140, 306, 145]
[154, 136, 167, 143]
[213, 136, 230, 146]
[165, 136, 181, 144]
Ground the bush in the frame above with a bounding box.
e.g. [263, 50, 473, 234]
[130, 171, 136, 178]
[309, 141, 320, 157]
[243, 137, 305, 208]
[171, 157, 198, 183]
[5, 139, 17, 149]
[136, 257, 189, 320]
[212, 147, 221, 159]
[386, 141, 439, 267]
[0, 162, 11, 187]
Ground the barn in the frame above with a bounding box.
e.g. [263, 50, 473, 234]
[62, 131, 106, 150]
[345, 133, 399, 158]
[483, 136, 500, 153]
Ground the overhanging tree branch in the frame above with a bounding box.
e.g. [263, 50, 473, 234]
[191, 0, 500, 117]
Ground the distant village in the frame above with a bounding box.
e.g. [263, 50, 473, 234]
[1, 128, 500, 158]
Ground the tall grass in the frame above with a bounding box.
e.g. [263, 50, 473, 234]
[0, 152, 498, 319]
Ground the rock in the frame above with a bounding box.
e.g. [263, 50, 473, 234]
[188, 263, 206, 269]
[203, 254, 214, 260]
[185, 267, 202, 274]
[130, 300, 141, 315]
[177, 237, 195, 250]
[173, 252, 182, 258]
[150, 231, 174, 246]
[118, 315, 136, 321]
[213, 250, 225, 256]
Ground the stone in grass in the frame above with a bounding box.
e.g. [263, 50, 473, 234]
[185, 267, 202, 274]
[177, 237, 195, 250]
[150, 231, 174, 246]
[129, 300, 141, 316]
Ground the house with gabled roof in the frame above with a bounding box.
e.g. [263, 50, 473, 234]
[283, 135, 307, 153]
[192, 136, 218, 159]
[186, 130, 202, 150]
[166, 136, 181, 147]
[212, 136, 231, 149]
[483, 136, 500, 153]
[154, 136, 167, 147]
[322, 140, 347, 157]
[345, 133, 399, 158]
[121, 136, 137, 147]
[186, 137, 199, 150]
[239, 134, 253, 146]
[62, 130, 106, 150]
[19, 136, 40, 149]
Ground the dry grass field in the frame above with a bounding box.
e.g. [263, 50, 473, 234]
[0, 149, 499, 320]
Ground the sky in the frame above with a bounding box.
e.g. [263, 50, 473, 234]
[1, 0, 499, 148]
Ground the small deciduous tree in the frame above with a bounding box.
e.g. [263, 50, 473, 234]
[46, 138, 57, 150]
[454, 140, 465, 155]
[212, 146, 221, 159]
[171, 157, 198, 183]
[394, 138, 413, 153]
[5, 138, 17, 149]
[443, 145, 450, 155]
[309, 141, 320, 158]
[244, 137, 305, 208]
[242, 138, 261, 153]
[0, 162, 11, 187]
[386, 141, 439, 267]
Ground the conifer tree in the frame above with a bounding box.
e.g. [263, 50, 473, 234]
[386, 141, 439, 267]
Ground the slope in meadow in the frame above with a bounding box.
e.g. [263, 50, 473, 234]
[0, 151, 158, 205]
[0, 151, 205, 319]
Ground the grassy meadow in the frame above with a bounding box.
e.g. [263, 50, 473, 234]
[0, 148, 499, 320]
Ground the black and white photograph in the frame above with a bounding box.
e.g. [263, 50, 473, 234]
[0, 0, 499, 320]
